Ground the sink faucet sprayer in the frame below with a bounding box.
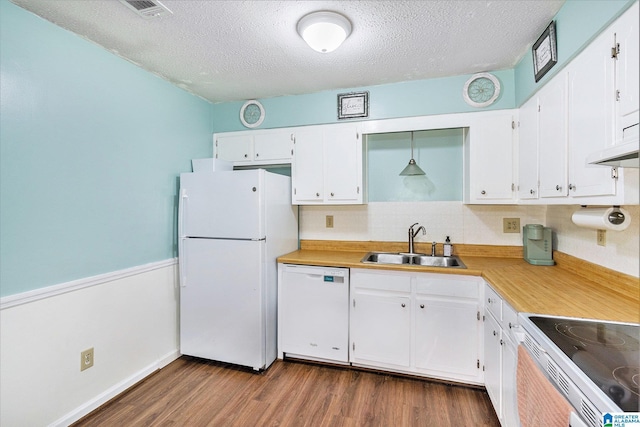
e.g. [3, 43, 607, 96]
[408, 223, 426, 254]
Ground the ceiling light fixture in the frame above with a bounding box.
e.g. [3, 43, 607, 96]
[297, 11, 352, 53]
[399, 132, 426, 176]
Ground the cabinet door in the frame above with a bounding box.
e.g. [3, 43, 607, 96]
[415, 297, 480, 380]
[350, 289, 411, 367]
[483, 312, 502, 419]
[538, 75, 569, 198]
[468, 113, 515, 202]
[253, 131, 292, 163]
[501, 332, 519, 427]
[518, 96, 540, 200]
[291, 129, 324, 203]
[567, 32, 617, 198]
[215, 134, 253, 163]
[324, 125, 362, 203]
[615, 1, 639, 132]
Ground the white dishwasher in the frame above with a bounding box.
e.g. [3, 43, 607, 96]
[278, 264, 349, 364]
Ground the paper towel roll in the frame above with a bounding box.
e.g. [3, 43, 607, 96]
[571, 207, 631, 231]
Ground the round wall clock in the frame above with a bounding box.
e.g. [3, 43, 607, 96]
[240, 100, 265, 128]
[462, 73, 501, 108]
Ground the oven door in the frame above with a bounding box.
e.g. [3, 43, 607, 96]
[519, 333, 600, 427]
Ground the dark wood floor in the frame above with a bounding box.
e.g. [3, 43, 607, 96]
[73, 356, 500, 426]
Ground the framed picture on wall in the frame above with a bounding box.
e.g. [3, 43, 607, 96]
[532, 21, 558, 82]
[338, 91, 369, 119]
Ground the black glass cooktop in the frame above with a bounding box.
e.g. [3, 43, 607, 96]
[530, 316, 640, 412]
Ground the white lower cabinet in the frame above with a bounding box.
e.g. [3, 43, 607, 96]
[350, 268, 483, 385]
[483, 282, 520, 427]
[350, 291, 411, 367]
[483, 311, 502, 415]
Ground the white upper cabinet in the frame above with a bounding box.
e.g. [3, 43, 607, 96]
[291, 123, 364, 205]
[538, 74, 569, 199]
[464, 111, 517, 204]
[214, 129, 293, 165]
[517, 96, 540, 200]
[566, 30, 617, 198]
[517, 4, 639, 205]
[614, 1, 639, 136]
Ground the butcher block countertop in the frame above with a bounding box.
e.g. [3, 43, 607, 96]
[278, 240, 640, 324]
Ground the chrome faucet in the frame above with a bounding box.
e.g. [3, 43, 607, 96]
[408, 223, 426, 254]
[431, 242, 437, 256]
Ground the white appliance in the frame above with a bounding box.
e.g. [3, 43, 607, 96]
[178, 169, 298, 371]
[519, 314, 639, 427]
[278, 264, 349, 363]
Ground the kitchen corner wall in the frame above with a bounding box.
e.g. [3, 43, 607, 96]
[299, 202, 639, 277]
[0, 1, 209, 425]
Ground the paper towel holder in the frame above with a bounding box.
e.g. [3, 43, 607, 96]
[579, 205, 626, 227]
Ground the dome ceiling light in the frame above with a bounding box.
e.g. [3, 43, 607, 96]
[297, 11, 352, 53]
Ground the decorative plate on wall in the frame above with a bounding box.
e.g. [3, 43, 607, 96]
[462, 73, 501, 108]
[240, 100, 265, 128]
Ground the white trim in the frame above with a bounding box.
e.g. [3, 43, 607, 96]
[48, 349, 180, 427]
[1, 258, 178, 310]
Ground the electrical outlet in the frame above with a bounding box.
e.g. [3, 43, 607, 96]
[81, 348, 94, 371]
[325, 215, 334, 228]
[597, 229, 606, 246]
[503, 218, 520, 233]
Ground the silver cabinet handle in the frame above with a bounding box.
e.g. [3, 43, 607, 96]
[569, 184, 576, 191]
[316, 192, 320, 197]
[500, 339, 504, 345]
[481, 190, 486, 195]
[556, 185, 562, 191]
[420, 304, 425, 309]
[493, 330, 497, 336]
[401, 303, 406, 308]
[330, 192, 334, 197]
[530, 189, 535, 194]
[255, 153, 259, 158]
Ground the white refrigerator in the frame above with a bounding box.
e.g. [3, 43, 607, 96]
[178, 169, 298, 370]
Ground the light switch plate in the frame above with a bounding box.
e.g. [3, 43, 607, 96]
[326, 215, 334, 228]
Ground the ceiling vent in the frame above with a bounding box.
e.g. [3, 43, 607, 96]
[120, 0, 172, 18]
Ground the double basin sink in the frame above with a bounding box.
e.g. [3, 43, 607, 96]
[361, 252, 466, 268]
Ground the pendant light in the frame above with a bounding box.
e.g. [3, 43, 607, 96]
[399, 132, 426, 176]
[297, 11, 352, 53]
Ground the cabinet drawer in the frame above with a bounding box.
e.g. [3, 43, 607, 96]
[351, 269, 411, 293]
[416, 275, 479, 299]
[502, 301, 519, 334]
[485, 283, 502, 321]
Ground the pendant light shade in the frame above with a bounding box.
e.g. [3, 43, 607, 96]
[297, 11, 352, 53]
[400, 132, 426, 176]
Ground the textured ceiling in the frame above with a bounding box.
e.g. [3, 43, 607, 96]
[10, 0, 565, 103]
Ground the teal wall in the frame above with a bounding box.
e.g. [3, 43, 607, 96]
[367, 130, 463, 202]
[515, 0, 636, 105]
[212, 69, 516, 132]
[0, 0, 213, 297]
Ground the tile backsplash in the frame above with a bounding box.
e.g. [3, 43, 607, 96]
[299, 202, 639, 277]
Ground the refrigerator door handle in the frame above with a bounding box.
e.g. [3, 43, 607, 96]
[179, 237, 187, 287]
[178, 189, 188, 287]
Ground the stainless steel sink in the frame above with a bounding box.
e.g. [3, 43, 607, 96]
[361, 252, 466, 269]
[360, 252, 414, 265]
[413, 255, 465, 268]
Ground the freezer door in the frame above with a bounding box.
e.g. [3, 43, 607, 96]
[179, 170, 264, 239]
[180, 238, 267, 370]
